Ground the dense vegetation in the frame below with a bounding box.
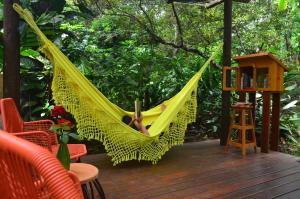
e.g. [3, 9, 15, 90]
[0, 0, 299, 154]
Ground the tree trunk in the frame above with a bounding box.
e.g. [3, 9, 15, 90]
[3, 0, 20, 108]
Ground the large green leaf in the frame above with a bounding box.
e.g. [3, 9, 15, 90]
[69, 133, 79, 140]
[21, 48, 40, 58]
[283, 100, 298, 110]
[278, 0, 288, 11]
[285, 84, 297, 91]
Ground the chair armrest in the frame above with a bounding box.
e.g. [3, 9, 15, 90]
[68, 171, 84, 199]
[12, 131, 52, 152]
[23, 120, 54, 131]
[23, 120, 58, 145]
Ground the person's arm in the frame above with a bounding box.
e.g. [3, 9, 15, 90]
[132, 114, 149, 136]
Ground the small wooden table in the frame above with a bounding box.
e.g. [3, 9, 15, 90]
[226, 102, 257, 156]
[70, 163, 105, 199]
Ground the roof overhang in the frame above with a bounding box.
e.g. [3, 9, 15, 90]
[234, 52, 289, 71]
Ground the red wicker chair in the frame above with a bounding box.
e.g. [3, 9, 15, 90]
[0, 98, 87, 161]
[0, 130, 84, 199]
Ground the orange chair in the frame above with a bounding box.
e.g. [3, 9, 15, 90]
[0, 130, 84, 199]
[0, 98, 87, 161]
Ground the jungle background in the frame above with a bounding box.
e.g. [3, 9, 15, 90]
[0, 0, 299, 155]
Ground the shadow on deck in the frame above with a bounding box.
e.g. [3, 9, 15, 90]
[82, 139, 300, 199]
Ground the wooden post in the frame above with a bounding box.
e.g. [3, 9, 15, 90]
[271, 93, 280, 151]
[220, 0, 232, 146]
[3, 0, 20, 108]
[261, 92, 271, 153]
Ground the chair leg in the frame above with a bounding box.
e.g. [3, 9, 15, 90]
[93, 179, 106, 199]
[238, 109, 242, 143]
[82, 184, 91, 199]
[241, 109, 246, 157]
[89, 182, 95, 199]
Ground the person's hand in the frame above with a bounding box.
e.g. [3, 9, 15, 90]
[136, 121, 143, 129]
[133, 113, 142, 122]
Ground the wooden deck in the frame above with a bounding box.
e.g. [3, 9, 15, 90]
[82, 140, 300, 199]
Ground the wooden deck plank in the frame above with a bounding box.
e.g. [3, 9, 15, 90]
[82, 139, 300, 199]
[153, 166, 300, 199]
[217, 169, 300, 198]
[123, 159, 298, 198]
[242, 179, 300, 199]
[109, 155, 271, 195]
[274, 188, 300, 199]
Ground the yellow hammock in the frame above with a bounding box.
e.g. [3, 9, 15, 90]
[14, 4, 222, 165]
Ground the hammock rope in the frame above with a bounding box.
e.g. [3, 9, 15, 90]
[14, 4, 222, 165]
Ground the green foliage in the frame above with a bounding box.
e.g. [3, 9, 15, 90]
[280, 70, 300, 149]
[17, 0, 67, 120]
[58, 9, 205, 110]
[278, 0, 299, 11]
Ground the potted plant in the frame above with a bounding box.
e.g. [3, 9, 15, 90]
[50, 105, 78, 170]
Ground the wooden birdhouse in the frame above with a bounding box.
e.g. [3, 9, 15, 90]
[223, 52, 288, 92]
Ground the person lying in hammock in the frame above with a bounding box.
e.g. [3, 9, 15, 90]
[122, 114, 150, 136]
[122, 103, 166, 136]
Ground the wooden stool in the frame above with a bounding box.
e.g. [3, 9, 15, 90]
[226, 102, 257, 156]
[70, 163, 105, 199]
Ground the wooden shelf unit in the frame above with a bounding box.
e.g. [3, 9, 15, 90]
[223, 52, 288, 92]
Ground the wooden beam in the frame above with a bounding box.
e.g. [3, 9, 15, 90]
[3, 0, 20, 108]
[220, 0, 232, 146]
[271, 93, 280, 151]
[261, 92, 271, 153]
